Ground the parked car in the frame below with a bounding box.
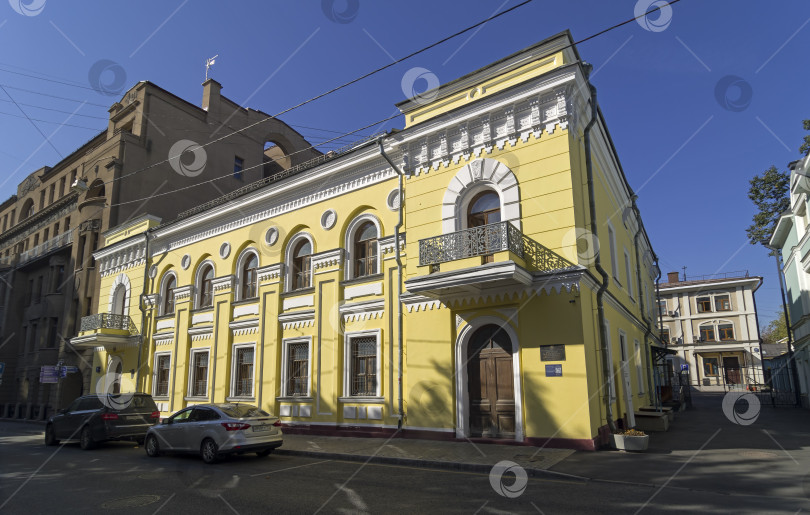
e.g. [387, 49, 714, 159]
[45, 393, 160, 449]
[144, 403, 283, 464]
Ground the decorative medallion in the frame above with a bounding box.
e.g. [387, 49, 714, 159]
[148, 265, 158, 279]
[265, 227, 279, 246]
[321, 209, 337, 230]
[181, 254, 191, 270]
[470, 159, 483, 180]
[386, 189, 401, 211]
[219, 242, 231, 259]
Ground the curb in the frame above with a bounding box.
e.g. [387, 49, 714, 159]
[274, 448, 589, 482]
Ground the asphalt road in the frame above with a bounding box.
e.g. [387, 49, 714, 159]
[0, 421, 807, 514]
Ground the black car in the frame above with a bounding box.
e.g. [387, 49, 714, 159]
[45, 393, 160, 449]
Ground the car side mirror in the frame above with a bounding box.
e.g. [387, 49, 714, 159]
[163, 419, 171, 425]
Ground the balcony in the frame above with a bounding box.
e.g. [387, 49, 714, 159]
[70, 313, 141, 350]
[406, 222, 581, 299]
[18, 231, 73, 266]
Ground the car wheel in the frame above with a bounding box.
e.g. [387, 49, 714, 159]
[44, 424, 59, 446]
[200, 439, 219, 464]
[79, 426, 95, 450]
[145, 435, 160, 457]
[256, 448, 273, 457]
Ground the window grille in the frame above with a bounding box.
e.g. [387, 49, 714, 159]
[350, 336, 377, 396]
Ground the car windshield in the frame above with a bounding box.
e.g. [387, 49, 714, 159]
[217, 404, 268, 418]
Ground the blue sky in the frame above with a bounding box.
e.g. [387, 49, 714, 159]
[0, 1, 808, 326]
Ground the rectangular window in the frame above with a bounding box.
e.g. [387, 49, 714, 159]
[697, 297, 712, 313]
[715, 295, 731, 311]
[233, 156, 244, 179]
[70, 169, 77, 188]
[43, 228, 49, 242]
[718, 324, 734, 341]
[635, 340, 645, 393]
[349, 335, 378, 397]
[2, 214, 6, 231]
[59, 177, 66, 198]
[658, 299, 667, 317]
[47, 318, 58, 348]
[190, 350, 209, 397]
[49, 184, 55, 204]
[285, 340, 310, 397]
[39, 190, 45, 210]
[155, 354, 171, 397]
[233, 345, 254, 397]
[624, 250, 634, 299]
[660, 327, 670, 343]
[703, 357, 719, 376]
[52, 265, 65, 292]
[53, 222, 59, 236]
[64, 216, 70, 232]
[619, 331, 628, 361]
[699, 326, 715, 341]
[608, 224, 619, 283]
[33, 234, 39, 248]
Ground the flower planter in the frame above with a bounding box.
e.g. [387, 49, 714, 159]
[610, 433, 649, 451]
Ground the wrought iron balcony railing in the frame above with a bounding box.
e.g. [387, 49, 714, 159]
[79, 313, 139, 335]
[19, 231, 73, 265]
[418, 221, 577, 273]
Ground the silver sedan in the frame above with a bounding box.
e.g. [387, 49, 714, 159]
[144, 403, 282, 464]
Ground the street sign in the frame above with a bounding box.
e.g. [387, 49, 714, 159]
[681, 364, 689, 372]
[0, 362, 5, 377]
[64, 366, 78, 374]
[40, 366, 58, 384]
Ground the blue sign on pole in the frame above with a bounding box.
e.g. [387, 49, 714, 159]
[545, 364, 563, 377]
[0, 362, 5, 377]
[64, 366, 79, 374]
[680, 364, 689, 372]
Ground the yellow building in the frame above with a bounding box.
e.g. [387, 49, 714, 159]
[73, 31, 661, 450]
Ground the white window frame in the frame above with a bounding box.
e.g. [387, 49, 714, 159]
[618, 329, 628, 362]
[605, 319, 616, 403]
[153, 351, 172, 398]
[280, 336, 313, 398]
[158, 271, 178, 317]
[634, 339, 645, 394]
[624, 249, 634, 300]
[607, 223, 619, 284]
[194, 259, 216, 309]
[458, 185, 503, 231]
[344, 214, 382, 281]
[234, 248, 259, 302]
[187, 348, 211, 399]
[341, 329, 383, 401]
[229, 342, 256, 399]
[285, 232, 315, 292]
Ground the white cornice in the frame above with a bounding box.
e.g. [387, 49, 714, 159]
[278, 310, 315, 330]
[189, 326, 213, 341]
[312, 248, 344, 270]
[258, 263, 283, 282]
[212, 275, 234, 291]
[173, 285, 194, 301]
[229, 318, 260, 335]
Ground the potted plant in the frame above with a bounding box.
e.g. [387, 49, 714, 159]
[610, 429, 649, 451]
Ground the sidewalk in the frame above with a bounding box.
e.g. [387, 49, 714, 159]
[277, 433, 580, 479]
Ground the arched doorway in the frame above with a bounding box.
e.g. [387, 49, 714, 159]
[113, 362, 123, 394]
[466, 324, 515, 438]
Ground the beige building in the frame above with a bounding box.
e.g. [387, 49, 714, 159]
[658, 271, 764, 391]
[0, 79, 317, 420]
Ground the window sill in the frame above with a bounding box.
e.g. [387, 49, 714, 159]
[338, 396, 384, 404]
[153, 396, 170, 401]
[191, 307, 214, 314]
[341, 273, 384, 287]
[281, 287, 315, 298]
[156, 313, 175, 320]
[225, 396, 255, 403]
[184, 396, 208, 402]
[232, 298, 259, 307]
[276, 396, 313, 402]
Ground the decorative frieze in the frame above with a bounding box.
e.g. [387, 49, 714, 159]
[312, 248, 344, 271]
[279, 310, 315, 330]
[258, 263, 283, 282]
[173, 285, 194, 302]
[229, 318, 259, 336]
[212, 275, 234, 292]
[189, 326, 213, 341]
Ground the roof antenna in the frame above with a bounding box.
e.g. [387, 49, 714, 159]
[205, 55, 218, 80]
[682, 266, 687, 281]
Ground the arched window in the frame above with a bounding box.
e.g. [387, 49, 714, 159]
[111, 284, 127, 316]
[20, 199, 34, 220]
[292, 239, 312, 290]
[161, 274, 176, 315]
[87, 179, 105, 198]
[467, 190, 501, 228]
[354, 222, 378, 278]
[239, 251, 258, 301]
[197, 264, 214, 308]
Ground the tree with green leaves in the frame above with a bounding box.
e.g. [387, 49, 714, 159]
[761, 310, 788, 345]
[800, 119, 810, 156]
[746, 165, 790, 250]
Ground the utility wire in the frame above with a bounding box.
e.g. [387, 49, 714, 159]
[0, 84, 63, 158]
[0, 110, 103, 130]
[0, 83, 109, 107]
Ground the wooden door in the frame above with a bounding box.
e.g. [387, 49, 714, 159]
[468, 325, 515, 438]
[723, 356, 741, 385]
